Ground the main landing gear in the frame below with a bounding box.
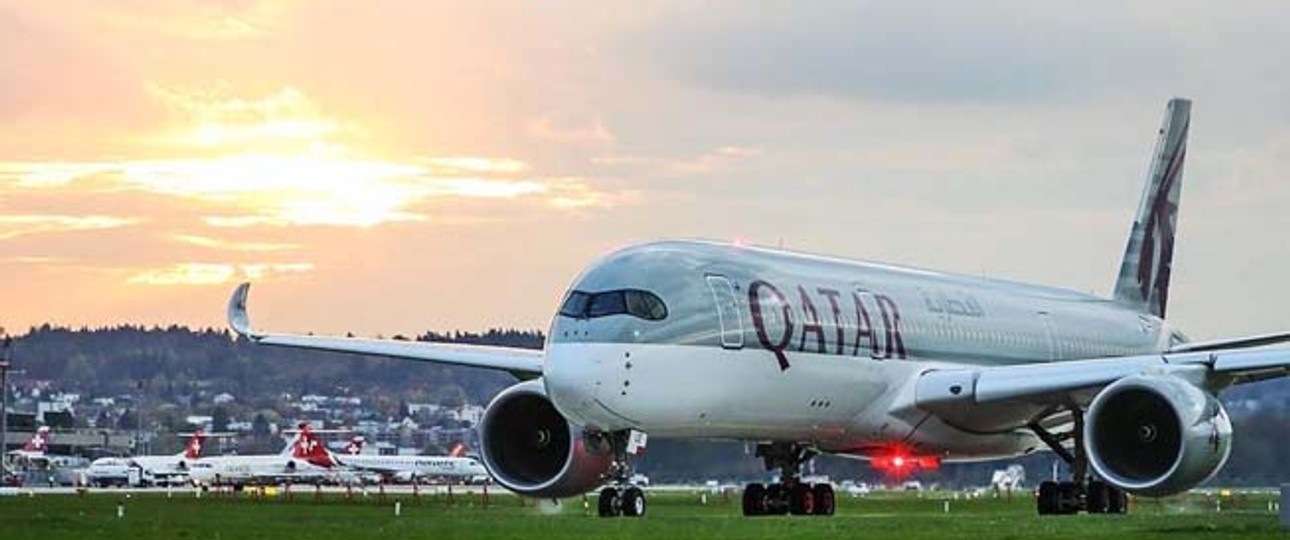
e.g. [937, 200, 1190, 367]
[742, 443, 835, 517]
[597, 431, 647, 518]
[1030, 407, 1127, 516]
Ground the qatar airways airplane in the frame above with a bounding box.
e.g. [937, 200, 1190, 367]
[228, 98, 1290, 518]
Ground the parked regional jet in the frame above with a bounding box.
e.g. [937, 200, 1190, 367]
[120, 430, 210, 485]
[187, 424, 335, 487]
[320, 436, 488, 483]
[228, 99, 1290, 518]
[6, 427, 88, 470]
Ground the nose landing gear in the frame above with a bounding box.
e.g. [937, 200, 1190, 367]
[596, 431, 647, 518]
[741, 442, 835, 517]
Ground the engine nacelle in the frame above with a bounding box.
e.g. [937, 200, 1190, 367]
[1085, 374, 1232, 497]
[478, 379, 612, 498]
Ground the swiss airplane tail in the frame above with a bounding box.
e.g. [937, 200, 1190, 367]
[1113, 98, 1191, 318]
[181, 430, 207, 460]
[21, 426, 50, 453]
[290, 423, 336, 468]
[344, 436, 366, 455]
[448, 442, 468, 458]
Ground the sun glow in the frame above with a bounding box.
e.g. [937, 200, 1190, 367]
[1, 82, 632, 299]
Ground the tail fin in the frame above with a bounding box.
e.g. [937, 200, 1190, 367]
[448, 442, 467, 458]
[282, 422, 311, 456]
[22, 426, 50, 453]
[291, 423, 335, 468]
[1113, 98, 1191, 317]
[181, 430, 207, 460]
[344, 436, 366, 455]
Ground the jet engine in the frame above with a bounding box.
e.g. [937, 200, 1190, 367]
[1085, 374, 1232, 497]
[478, 379, 613, 498]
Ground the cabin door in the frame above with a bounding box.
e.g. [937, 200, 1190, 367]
[705, 275, 744, 349]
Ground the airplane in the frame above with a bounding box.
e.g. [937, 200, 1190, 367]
[226, 98, 1290, 518]
[5, 427, 89, 470]
[91, 430, 212, 486]
[6, 426, 51, 461]
[318, 435, 489, 484]
[186, 423, 337, 487]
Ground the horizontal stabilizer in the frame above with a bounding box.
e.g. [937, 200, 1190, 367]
[1168, 331, 1290, 353]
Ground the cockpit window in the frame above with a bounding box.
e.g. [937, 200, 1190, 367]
[560, 289, 667, 321]
[559, 291, 590, 318]
[625, 290, 668, 321]
[587, 291, 627, 317]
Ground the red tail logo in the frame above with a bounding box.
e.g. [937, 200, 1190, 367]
[344, 436, 366, 455]
[448, 442, 467, 458]
[183, 430, 207, 460]
[292, 423, 335, 468]
[22, 427, 50, 452]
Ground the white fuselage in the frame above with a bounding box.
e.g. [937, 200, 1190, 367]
[86, 458, 133, 484]
[541, 241, 1177, 462]
[188, 454, 331, 485]
[130, 454, 194, 480]
[338, 454, 488, 481]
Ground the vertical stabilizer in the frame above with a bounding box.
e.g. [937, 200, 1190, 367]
[1113, 98, 1191, 317]
[181, 430, 206, 460]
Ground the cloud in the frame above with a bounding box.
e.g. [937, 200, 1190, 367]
[170, 234, 300, 252]
[631, 2, 1179, 103]
[543, 177, 643, 209]
[0, 215, 138, 240]
[69, 0, 299, 41]
[666, 145, 761, 175]
[127, 262, 313, 286]
[3, 155, 629, 228]
[528, 114, 615, 145]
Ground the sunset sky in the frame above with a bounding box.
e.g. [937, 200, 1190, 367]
[3, 1, 1290, 340]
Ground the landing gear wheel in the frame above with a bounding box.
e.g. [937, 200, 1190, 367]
[622, 487, 646, 517]
[1056, 482, 1080, 515]
[789, 483, 815, 515]
[812, 483, 835, 516]
[1106, 486, 1128, 514]
[1086, 481, 1109, 514]
[765, 483, 789, 515]
[743, 483, 766, 516]
[1037, 481, 1058, 515]
[598, 487, 619, 517]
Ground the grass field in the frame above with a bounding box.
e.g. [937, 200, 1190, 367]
[0, 488, 1284, 540]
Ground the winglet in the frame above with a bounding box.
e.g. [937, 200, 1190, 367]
[228, 282, 260, 339]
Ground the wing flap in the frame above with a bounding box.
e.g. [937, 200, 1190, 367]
[227, 283, 544, 376]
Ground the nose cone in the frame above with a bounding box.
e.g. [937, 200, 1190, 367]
[543, 343, 602, 427]
[544, 343, 638, 432]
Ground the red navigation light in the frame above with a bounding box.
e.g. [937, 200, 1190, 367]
[869, 447, 941, 479]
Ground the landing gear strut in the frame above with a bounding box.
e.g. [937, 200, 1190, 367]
[1030, 407, 1127, 516]
[741, 442, 835, 517]
[596, 431, 646, 518]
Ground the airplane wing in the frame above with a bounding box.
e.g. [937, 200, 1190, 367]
[227, 283, 544, 377]
[913, 346, 1290, 431]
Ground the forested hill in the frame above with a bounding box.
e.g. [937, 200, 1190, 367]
[8, 325, 532, 407]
